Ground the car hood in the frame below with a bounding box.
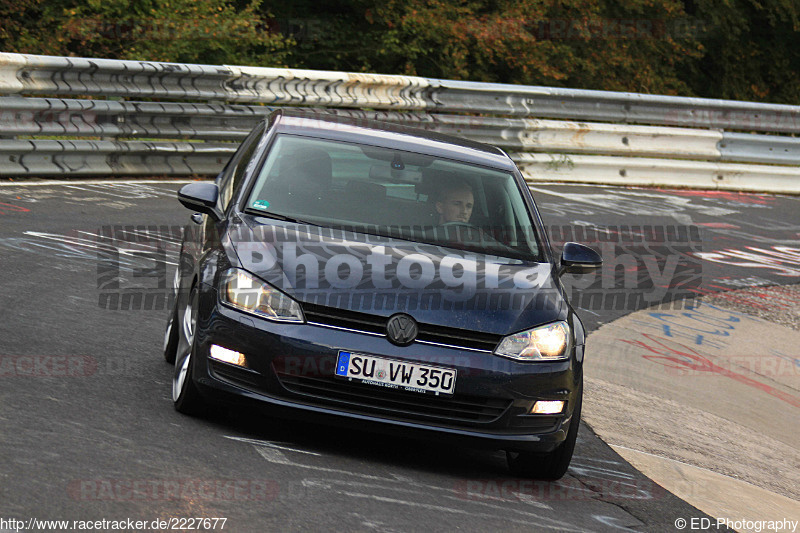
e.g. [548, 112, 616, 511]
[228, 216, 566, 336]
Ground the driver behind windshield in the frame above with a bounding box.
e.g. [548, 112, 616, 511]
[435, 180, 474, 224]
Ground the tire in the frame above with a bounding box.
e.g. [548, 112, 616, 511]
[163, 266, 183, 364]
[163, 302, 180, 364]
[172, 286, 206, 416]
[506, 382, 583, 481]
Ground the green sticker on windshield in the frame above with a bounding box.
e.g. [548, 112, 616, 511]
[253, 199, 270, 210]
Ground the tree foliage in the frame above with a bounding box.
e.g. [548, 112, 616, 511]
[683, 0, 800, 103]
[0, 0, 291, 65]
[262, 0, 798, 103]
[1, 0, 798, 103]
[367, 0, 702, 95]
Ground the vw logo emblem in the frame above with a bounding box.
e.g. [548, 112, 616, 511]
[386, 313, 418, 346]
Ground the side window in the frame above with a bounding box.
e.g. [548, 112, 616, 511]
[219, 123, 265, 211]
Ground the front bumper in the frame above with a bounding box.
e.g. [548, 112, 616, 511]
[192, 288, 583, 453]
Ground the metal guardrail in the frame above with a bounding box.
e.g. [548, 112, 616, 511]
[2, 95, 795, 162]
[0, 139, 232, 175]
[434, 80, 800, 133]
[513, 153, 800, 192]
[0, 96, 266, 140]
[1, 52, 799, 193]
[3, 53, 800, 132]
[718, 133, 800, 165]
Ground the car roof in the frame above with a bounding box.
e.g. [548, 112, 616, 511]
[268, 108, 517, 171]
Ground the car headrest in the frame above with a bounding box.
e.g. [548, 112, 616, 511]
[416, 168, 460, 199]
[279, 147, 333, 189]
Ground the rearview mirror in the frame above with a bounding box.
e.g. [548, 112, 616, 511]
[177, 182, 222, 221]
[369, 164, 423, 183]
[559, 242, 602, 276]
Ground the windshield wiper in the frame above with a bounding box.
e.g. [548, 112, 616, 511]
[243, 207, 316, 226]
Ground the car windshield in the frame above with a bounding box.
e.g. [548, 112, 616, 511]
[244, 134, 542, 261]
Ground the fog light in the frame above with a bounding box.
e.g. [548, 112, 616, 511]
[531, 400, 565, 415]
[210, 344, 248, 368]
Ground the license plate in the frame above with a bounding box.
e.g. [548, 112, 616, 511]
[335, 351, 456, 396]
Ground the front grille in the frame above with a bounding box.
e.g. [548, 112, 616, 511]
[303, 303, 385, 335]
[276, 371, 511, 425]
[416, 327, 500, 352]
[302, 302, 502, 352]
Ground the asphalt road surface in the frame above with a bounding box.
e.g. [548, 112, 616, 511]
[1, 180, 797, 532]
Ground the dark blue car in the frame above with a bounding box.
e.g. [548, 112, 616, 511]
[163, 109, 601, 480]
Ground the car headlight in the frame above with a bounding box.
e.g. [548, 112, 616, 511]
[220, 269, 305, 323]
[494, 321, 571, 361]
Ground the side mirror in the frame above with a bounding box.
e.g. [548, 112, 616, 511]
[559, 242, 602, 276]
[177, 182, 222, 221]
